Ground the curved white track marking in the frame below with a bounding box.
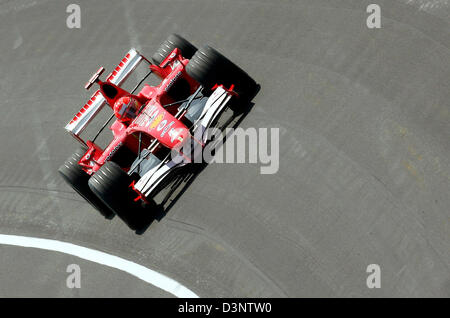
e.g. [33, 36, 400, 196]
[0, 234, 198, 298]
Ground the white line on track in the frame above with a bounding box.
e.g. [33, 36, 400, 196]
[0, 234, 199, 298]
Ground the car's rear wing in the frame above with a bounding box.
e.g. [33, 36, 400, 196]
[65, 48, 146, 144]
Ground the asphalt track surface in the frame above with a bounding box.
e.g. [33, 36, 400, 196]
[0, 0, 449, 297]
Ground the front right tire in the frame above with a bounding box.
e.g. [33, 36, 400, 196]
[88, 161, 145, 230]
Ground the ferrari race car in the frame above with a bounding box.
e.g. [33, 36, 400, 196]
[58, 34, 257, 230]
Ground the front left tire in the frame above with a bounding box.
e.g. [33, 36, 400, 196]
[185, 45, 257, 100]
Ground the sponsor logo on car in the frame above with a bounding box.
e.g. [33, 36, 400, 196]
[105, 142, 122, 162]
[149, 113, 164, 129]
[156, 119, 168, 131]
[160, 121, 175, 137]
[168, 128, 184, 143]
[164, 71, 182, 92]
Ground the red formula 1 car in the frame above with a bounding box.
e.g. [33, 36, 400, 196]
[58, 34, 256, 230]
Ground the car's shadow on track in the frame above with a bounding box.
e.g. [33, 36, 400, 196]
[126, 85, 260, 234]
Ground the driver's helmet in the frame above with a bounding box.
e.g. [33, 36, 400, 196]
[113, 96, 141, 123]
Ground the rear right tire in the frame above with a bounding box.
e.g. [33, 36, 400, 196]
[58, 148, 114, 219]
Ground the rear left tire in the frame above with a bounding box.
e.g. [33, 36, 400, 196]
[152, 34, 197, 65]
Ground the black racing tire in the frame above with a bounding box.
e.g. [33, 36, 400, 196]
[58, 148, 115, 219]
[88, 161, 144, 230]
[185, 45, 257, 100]
[152, 34, 197, 65]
